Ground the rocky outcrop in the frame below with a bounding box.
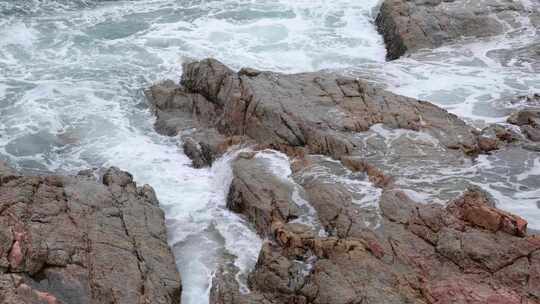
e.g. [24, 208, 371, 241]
[508, 109, 540, 142]
[214, 157, 540, 304]
[376, 0, 532, 60]
[212, 149, 540, 303]
[146, 59, 489, 169]
[200, 135, 540, 304]
[146, 59, 540, 303]
[145, 79, 250, 168]
[0, 163, 181, 304]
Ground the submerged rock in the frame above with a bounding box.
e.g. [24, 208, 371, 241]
[508, 109, 540, 142]
[0, 164, 181, 304]
[376, 0, 532, 60]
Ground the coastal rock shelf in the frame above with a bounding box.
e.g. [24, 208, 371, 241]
[146, 58, 492, 164]
[147, 59, 540, 303]
[214, 180, 540, 304]
[0, 163, 181, 304]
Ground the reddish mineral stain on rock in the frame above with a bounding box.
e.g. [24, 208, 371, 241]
[36, 291, 59, 304]
[8, 240, 23, 269]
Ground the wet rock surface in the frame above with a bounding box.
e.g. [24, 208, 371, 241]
[227, 152, 300, 238]
[206, 146, 539, 303]
[508, 109, 540, 142]
[376, 0, 535, 60]
[146, 59, 540, 303]
[215, 155, 540, 304]
[147, 58, 488, 168]
[147, 59, 535, 203]
[0, 163, 181, 304]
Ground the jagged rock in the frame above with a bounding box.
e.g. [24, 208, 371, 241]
[147, 59, 488, 170]
[508, 109, 540, 142]
[227, 153, 301, 237]
[376, 0, 531, 60]
[480, 124, 521, 146]
[0, 164, 181, 304]
[146, 80, 250, 167]
[214, 183, 540, 304]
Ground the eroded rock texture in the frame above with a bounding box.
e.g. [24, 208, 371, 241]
[0, 164, 181, 304]
[376, 0, 533, 59]
[508, 109, 540, 142]
[146, 59, 540, 304]
[212, 152, 540, 304]
[146, 58, 489, 169]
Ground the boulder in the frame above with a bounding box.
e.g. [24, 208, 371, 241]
[508, 109, 540, 142]
[0, 164, 182, 304]
[227, 152, 300, 237]
[376, 0, 532, 60]
[147, 59, 488, 169]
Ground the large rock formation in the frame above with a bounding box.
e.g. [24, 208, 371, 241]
[146, 58, 490, 169]
[376, 0, 533, 60]
[146, 59, 539, 303]
[0, 163, 182, 304]
[211, 152, 540, 304]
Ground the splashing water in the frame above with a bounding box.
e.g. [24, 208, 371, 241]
[0, 0, 539, 303]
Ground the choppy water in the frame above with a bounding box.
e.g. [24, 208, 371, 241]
[0, 0, 539, 303]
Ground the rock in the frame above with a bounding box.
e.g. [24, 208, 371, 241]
[213, 161, 540, 304]
[340, 156, 394, 188]
[508, 109, 540, 142]
[478, 136, 499, 152]
[302, 180, 373, 238]
[447, 187, 528, 236]
[145, 59, 540, 303]
[186, 59, 481, 153]
[524, 126, 540, 141]
[0, 164, 182, 304]
[508, 109, 540, 126]
[227, 153, 301, 237]
[376, 0, 531, 59]
[182, 129, 225, 168]
[480, 124, 521, 144]
[146, 80, 250, 167]
[147, 59, 486, 170]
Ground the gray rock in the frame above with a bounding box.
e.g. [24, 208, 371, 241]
[508, 108, 540, 142]
[148, 59, 485, 165]
[376, 0, 532, 59]
[0, 164, 182, 304]
[214, 181, 540, 304]
[145, 79, 233, 167]
[227, 153, 300, 237]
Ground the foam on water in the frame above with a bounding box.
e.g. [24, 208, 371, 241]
[0, 0, 539, 302]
